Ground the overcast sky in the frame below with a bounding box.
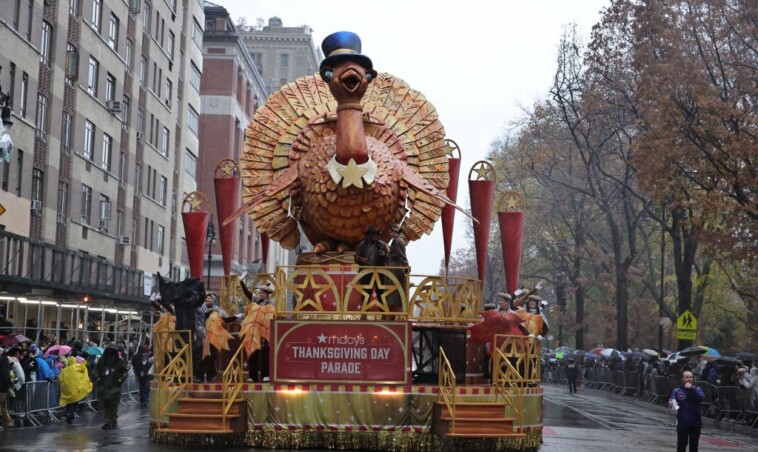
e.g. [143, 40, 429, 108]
[208, 0, 610, 276]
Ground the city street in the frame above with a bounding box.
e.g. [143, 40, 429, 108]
[0, 384, 756, 451]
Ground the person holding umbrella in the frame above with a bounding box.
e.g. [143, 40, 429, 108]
[670, 369, 706, 452]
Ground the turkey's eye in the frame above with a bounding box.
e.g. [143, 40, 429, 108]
[322, 69, 333, 82]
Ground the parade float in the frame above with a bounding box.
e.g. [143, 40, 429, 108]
[148, 31, 543, 451]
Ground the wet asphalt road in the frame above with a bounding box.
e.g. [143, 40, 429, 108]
[1, 384, 756, 451]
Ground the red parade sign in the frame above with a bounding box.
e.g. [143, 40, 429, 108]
[271, 320, 411, 384]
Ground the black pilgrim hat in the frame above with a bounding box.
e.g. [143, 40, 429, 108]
[320, 31, 375, 75]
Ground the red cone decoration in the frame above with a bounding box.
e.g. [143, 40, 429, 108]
[181, 192, 211, 280]
[497, 191, 527, 294]
[442, 140, 461, 272]
[213, 159, 242, 276]
[468, 161, 497, 286]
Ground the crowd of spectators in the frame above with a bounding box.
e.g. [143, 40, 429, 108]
[0, 336, 149, 429]
[542, 348, 758, 428]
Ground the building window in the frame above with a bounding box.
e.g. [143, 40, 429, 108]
[40, 21, 52, 66]
[31, 168, 43, 206]
[83, 120, 95, 160]
[57, 181, 68, 223]
[101, 133, 112, 171]
[108, 14, 119, 50]
[25, 0, 33, 40]
[105, 73, 115, 102]
[167, 31, 175, 59]
[157, 225, 165, 255]
[65, 43, 78, 85]
[121, 96, 130, 129]
[139, 56, 146, 86]
[184, 149, 196, 180]
[192, 18, 203, 48]
[99, 194, 110, 231]
[164, 79, 172, 107]
[189, 62, 201, 92]
[13, 0, 21, 30]
[116, 209, 123, 237]
[119, 152, 127, 185]
[126, 39, 133, 70]
[87, 56, 99, 96]
[251, 53, 262, 73]
[91, 0, 102, 33]
[69, 0, 78, 17]
[159, 176, 167, 206]
[280, 53, 289, 72]
[61, 112, 72, 154]
[188, 106, 198, 136]
[143, 3, 150, 33]
[35, 95, 47, 139]
[161, 127, 169, 156]
[19, 73, 28, 118]
[81, 184, 92, 224]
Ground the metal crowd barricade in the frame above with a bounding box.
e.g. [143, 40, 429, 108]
[123, 370, 139, 404]
[716, 386, 746, 423]
[622, 371, 640, 397]
[641, 374, 658, 403]
[7, 380, 59, 426]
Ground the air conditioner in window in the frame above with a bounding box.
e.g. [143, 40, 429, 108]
[119, 236, 132, 246]
[164, 98, 171, 108]
[31, 200, 42, 211]
[129, 0, 141, 14]
[106, 100, 122, 113]
[136, 131, 144, 141]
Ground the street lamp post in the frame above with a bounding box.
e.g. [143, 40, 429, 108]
[206, 216, 216, 289]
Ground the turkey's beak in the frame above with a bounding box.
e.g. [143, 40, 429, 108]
[339, 68, 364, 93]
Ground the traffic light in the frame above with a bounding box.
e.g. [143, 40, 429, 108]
[82, 295, 90, 303]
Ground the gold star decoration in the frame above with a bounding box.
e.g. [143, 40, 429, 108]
[290, 268, 338, 312]
[499, 190, 526, 212]
[471, 161, 495, 181]
[219, 160, 237, 176]
[336, 158, 369, 188]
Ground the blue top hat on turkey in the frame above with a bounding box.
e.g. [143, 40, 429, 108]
[320, 31, 377, 81]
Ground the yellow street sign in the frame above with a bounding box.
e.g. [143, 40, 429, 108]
[676, 309, 698, 331]
[676, 330, 697, 340]
[0, 202, 5, 216]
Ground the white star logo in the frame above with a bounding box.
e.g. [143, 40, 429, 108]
[317, 333, 327, 343]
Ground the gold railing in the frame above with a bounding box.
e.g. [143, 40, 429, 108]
[438, 347, 457, 433]
[221, 343, 245, 429]
[153, 331, 193, 430]
[491, 335, 542, 430]
[240, 269, 481, 323]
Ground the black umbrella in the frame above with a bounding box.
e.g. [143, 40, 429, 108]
[714, 356, 743, 366]
[733, 352, 757, 363]
[678, 346, 707, 357]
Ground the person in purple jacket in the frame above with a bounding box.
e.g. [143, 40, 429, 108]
[669, 369, 706, 452]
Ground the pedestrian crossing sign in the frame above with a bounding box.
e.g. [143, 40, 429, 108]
[676, 310, 697, 331]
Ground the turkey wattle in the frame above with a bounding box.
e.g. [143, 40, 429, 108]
[230, 31, 468, 253]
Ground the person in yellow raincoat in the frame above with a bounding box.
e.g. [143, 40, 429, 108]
[59, 356, 93, 424]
